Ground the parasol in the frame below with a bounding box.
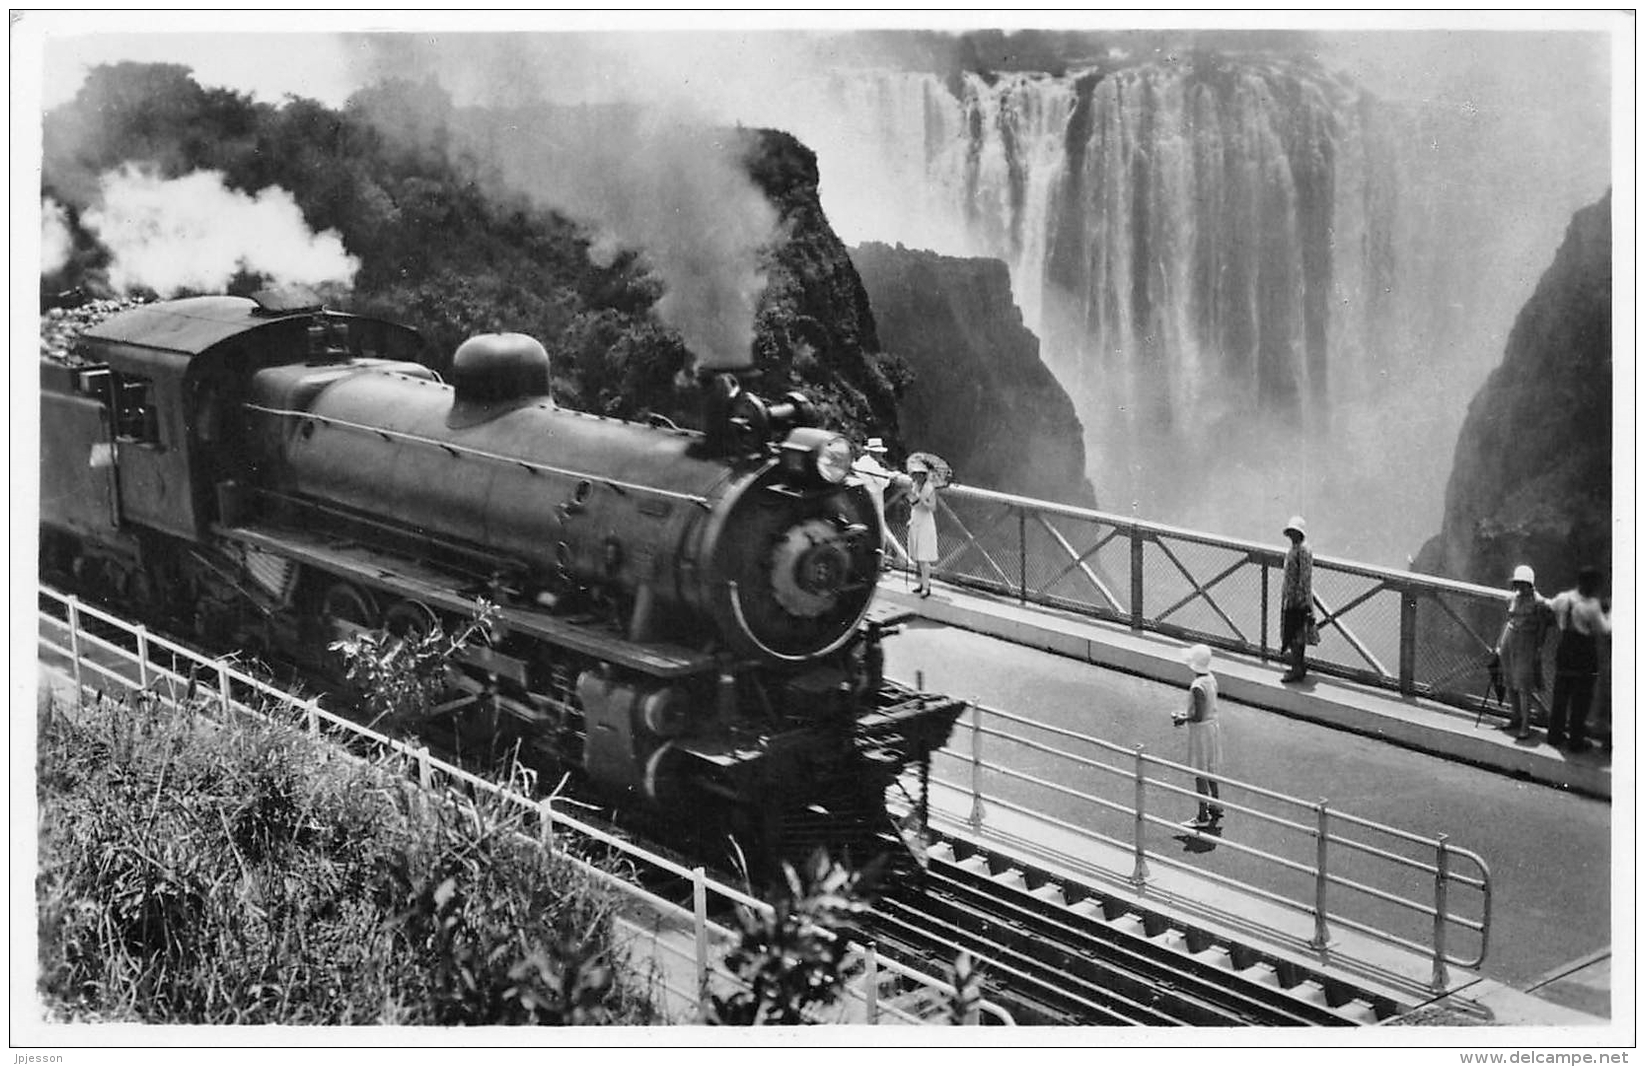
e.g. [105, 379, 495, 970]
[905, 451, 954, 488]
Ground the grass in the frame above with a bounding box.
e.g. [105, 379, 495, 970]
[35, 686, 660, 1025]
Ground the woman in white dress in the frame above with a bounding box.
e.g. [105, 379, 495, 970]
[1173, 644, 1225, 830]
[905, 467, 939, 597]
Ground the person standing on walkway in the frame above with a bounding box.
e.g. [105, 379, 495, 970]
[1174, 644, 1225, 830]
[852, 436, 913, 570]
[1496, 563, 1557, 741]
[1279, 515, 1314, 682]
[1547, 566, 1611, 751]
[906, 464, 940, 598]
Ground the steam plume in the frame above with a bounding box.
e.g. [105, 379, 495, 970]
[352, 36, 782, 369]
[80, 165, 359, 296]
[482, 105, 779, 369]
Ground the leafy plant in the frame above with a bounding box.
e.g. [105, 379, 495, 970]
[710, 849, 882, 1025]
[329, 598, 498, 731]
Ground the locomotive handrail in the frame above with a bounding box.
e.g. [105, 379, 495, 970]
[36, 585, 1009, 1025]
[892, 482, 1538, 711]
[904, 692, 1491, 988]
[244, 403, 715, 508]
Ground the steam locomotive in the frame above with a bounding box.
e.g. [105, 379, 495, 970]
[40, 288, 964, 864]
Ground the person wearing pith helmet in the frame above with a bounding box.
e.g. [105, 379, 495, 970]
[1496, 563, 1557, 741]
[1278, 515, 1314, 683]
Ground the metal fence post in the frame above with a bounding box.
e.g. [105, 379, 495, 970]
[539, 796, 555, 853]
[1310, 799, 1332, 950]
[217, 660, 234, 717]
[1259, 558, 1271, 662]
[306, 697, 321, 738]
[1017, 506, 1028, 604]
[864, 941, 879, 1025]
[1130, 745, 1150, 886]
[417, 745, 433, 790]
[135, 624, 150, 690]
[692, 866, 711, 1023]
[1399, 587, 1420, 695]
[66, 595, 85, 706]
[1432, 834, 1451, 990]
[967, 701, 986, 831]
[1129, 526, 1145, 631]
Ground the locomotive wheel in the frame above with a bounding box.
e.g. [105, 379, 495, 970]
[321, 581, 380, 636]
[319, 581, 379, 680]
[382, 599, 439, 642]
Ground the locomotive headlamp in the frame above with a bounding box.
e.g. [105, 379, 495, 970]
[814, 435, 852, 484]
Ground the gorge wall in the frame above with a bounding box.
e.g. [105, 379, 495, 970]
[724, 36, 1610, 564]
[850, 242, 1094, 506]
[1412, 192, 1613, 596]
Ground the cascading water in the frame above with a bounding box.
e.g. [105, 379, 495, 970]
[767, 48, 1582, 564]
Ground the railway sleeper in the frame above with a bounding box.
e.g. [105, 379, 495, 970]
[925, 857, 1366, 1026]
[920, 835, 1402, 1024]
[911, 873, 1320, 1027]
[865, 901, 1164, 1026]
[886, 888, 1233, 1025]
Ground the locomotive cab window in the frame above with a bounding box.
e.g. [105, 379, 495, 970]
[113, 374, 161, 445]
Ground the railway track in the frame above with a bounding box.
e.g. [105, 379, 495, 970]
[37, 587, 1401, 1027]
[855, 832, 1397, 1025]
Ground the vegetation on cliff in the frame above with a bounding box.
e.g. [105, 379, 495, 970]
[42, 63, 906, 445]
[1412, 191, 1612, 596]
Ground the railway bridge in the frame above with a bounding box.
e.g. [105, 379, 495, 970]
[33, 481, 1614, 1027]
[870, 484, 1613, 1024]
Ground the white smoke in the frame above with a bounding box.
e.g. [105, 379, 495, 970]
[478, 102, 779, 369]
[353, 36, 782, 368]
[41, 197, 73, 274]
[79, 165, 359, 296]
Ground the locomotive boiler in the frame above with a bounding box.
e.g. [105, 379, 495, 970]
[40, 289, 964, 865]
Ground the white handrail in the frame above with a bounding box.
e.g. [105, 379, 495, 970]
[36, 584, 1010, 1025]
[914, 685, 1491, 981]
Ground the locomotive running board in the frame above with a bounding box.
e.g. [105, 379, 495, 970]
[217, 524, 719, 678]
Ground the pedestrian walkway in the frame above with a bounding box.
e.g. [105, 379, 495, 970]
[876, 579, 1612, 801]
[902, 750, 1607, 1027]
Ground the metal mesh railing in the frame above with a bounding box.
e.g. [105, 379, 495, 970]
[888, 485, 1541, 717]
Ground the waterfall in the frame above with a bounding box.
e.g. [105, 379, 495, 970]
[767, 55, 1509, 561]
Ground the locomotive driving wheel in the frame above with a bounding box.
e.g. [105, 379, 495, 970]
[319, 581, 379, 679]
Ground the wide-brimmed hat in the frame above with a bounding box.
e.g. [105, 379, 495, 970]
[1511, 564, 1536, 586]
[1183, 644, 1213, 674]
[864, 436, 888, 454]
[1284, 515, 1307, 538]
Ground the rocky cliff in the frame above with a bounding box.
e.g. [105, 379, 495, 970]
[1412, 191, 1612, 594]
[743, 130, 904, 444]
[849, 242, 1094, 506]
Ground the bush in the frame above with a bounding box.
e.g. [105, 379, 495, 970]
[35, 689, 657, 1025]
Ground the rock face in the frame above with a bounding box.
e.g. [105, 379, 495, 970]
[1413, 191, 1612, 596]
[849, 242, 1094, 506]
[743, 130, 904, 445]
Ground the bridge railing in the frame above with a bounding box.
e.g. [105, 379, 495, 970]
[35, 586, 1011, 1026]
[912, 697, 1491, 990]
[890, 484, 1534, 714]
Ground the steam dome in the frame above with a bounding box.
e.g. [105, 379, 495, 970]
[451, 333, 551, 404]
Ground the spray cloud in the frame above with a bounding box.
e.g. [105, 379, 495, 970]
[80, 165, 359, 296]
[41, 197, 73, 275]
